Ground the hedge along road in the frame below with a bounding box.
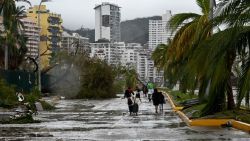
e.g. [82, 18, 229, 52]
[0, 94, 249, 141]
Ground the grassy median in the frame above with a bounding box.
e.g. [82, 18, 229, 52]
[163, 88, 250, 124]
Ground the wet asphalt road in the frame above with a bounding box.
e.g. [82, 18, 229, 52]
[0, 95, 249, 141]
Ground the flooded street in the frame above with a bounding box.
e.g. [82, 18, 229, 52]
[0, 95, 249, 141]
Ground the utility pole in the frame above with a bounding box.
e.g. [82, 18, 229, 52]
[37, 2, 42, 92]
[4, 43, 8, 70]
[37, 0, 51, 92]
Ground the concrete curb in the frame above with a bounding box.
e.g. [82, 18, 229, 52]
[162, 91, 250, 133]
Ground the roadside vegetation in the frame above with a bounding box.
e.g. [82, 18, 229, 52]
[164, 88, 250, 124]
[0, 77, 55, 123]
[51, 52, 138, 99]
[153, 0, 250, 120]
[0, 78, 55, 110]
[0, 79, 17, 108]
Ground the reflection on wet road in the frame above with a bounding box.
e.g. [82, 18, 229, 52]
[0, 95, 249, 140]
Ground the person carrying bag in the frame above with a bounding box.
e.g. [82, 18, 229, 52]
[124, 87, 134, 115]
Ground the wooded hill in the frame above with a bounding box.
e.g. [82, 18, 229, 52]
[63, 16, 161, 45]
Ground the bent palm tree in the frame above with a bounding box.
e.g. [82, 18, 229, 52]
[209, 0, 250, 110]
[152, 44, 169, 69]
[189, 0, 250, 114]
[166, 0, 212, 96]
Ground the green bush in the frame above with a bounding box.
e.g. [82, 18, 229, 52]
[53, 53, 120, 99]
[76, 59, 116, 99]
[113, 79, 126, 94]
[21, 88, 41, 112]
[0, 79, 18, 108]
[24, 88, 41, 104]
[169, 90, 197, 105]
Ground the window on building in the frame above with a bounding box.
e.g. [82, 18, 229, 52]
[102, 15, 110, 27]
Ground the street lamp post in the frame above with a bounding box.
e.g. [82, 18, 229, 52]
[37, 0, 51, 92]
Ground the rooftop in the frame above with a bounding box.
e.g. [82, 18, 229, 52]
[94, 2, 121, 9]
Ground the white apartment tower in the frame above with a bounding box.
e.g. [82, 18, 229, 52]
[21, 18, 40, 59]
[90, 42, 125, 66]
[137, 52, 148, 81]
[149, 10, 172, 50]
[94, 2, 121, 42]
[61, 32, 90, 55]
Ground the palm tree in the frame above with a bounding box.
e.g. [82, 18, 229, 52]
[210, 0, 250, 109]
[125, 69, 138, 89]
[152, 43, 181, 89]
[152, 44, 169, 69]
[166, 0, 212, 95]
[187, 0, 250, 114]
[0, 0, 30, 69]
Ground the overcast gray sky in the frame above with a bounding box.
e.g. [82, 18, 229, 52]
[22, 0, 201, 30]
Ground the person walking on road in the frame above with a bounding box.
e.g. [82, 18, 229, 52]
[124, 87, 134, 115]
[152, 88, 161, 113]
[135, 89, 142, 102]
[158, 92, 165, 112]
[147, 82, 154, 102]
[142, 85, 148, 97]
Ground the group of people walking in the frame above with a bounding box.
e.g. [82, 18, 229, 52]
[124, 85, 165, 116]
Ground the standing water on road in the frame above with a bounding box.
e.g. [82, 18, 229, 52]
[0, 95, 249, 140]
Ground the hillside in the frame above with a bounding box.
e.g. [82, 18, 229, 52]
[63, 16, 161, 44]
[121, 16, 161, 44]
[63, 27, 95, 43]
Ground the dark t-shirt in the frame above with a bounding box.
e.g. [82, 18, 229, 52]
[152, 92, 162, 105]
[136, 92, 140, 98]
[124, 90, 131, 98]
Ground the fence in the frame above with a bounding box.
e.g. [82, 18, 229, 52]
[0, 69, 50, 93]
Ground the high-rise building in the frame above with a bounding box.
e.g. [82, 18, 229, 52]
[90, 42, 124, 66]
[120, 43, 143, 69]
[21, 18, 40, 59]
[27, 5, 63, 69]
[147, 10, 174, 86]
[136, 52, 148, 81]
[149, 10, 172, 50]
[121, 49, 137, 68]
[61, 32, 90, 55]
[94, 2, 121, 42]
